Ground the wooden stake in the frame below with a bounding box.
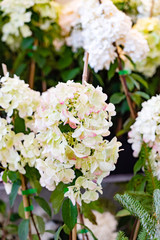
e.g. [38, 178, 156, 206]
[82, 52, 89, 85]
[150, 0, 155, 17]
[2, 63, 7, 75]
[20, 174, 30, 219]
[72, 224, 77, 240]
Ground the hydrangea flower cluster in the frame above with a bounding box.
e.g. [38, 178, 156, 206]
[0, 0, 60, 50]
[0, 73, 40, 120]
[0, 74, 41, 174]
[133, 17, 160, 77]
[35, 81, 121, 205]
[138, 0, 160, 17]
[128, 95, 160, 180]
[79, 0, 149, 72]
[59, 0, 149, 72]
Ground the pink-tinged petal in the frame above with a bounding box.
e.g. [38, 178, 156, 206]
[94, 170, 103, 176]
[69, 122, 77, 129]
[60, 101, 64, 104]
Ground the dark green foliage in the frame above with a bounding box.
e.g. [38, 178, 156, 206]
[62, 199, 78, 231]
[115, 193, 156, 238]
[116, 231, 129, 240]
[34, 196, 52, 217]
[18, 219, 29, 240]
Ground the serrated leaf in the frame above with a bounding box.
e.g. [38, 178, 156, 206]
[18, 219, 29, 240]
[50, 183, 66, 214]
[110, 93, 125, 104]
[9, 180, 21, 207]
[62, 199, 78, 230]
[34, 196, 51, 217]
[134, 158, 145, 175]
[34, 215, 45, 234]
[116, 209, 131, 217]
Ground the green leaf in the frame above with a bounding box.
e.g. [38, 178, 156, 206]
[18, 219, 29, 240]
[134, 158, 145, 175]
[0, 200, 6, 214]
[34, 196, 52, 217]
[5, 224, 18, 234]
[8, 171, 19, 182]
[9, 180, 21, 207]
[93, 72, 104, 87]
[21, 37, 34, 50]
[15, 63, 27, 76]
[32, 52, 46, 68]
[61, 68, 80, 82]
[63, 224, 70, 235]
[116, 209, 131, 217]
[127, 174, 146, 192]
[54, 225, 64, 240]
[50, 182, 66, 214]
[131, 73, 148, 89]
[127, 75, 140, 90]
[18, 201, 25, 219]
[134, 91, 150, 100]
[110, 93, 125, 104]
[32, 235, 39, 240]
[126, 76, 134, 91]
[62, 199, 78, 230]
[34, 215, 45, 234]
[116, 231, 129, 240]
[131, 93, 141, 106]
[82, 202, 97, 225]
[14, 113, 25, 134]
[117, 117, 134, 137]
[2, 170, 8, 183]
[108, 59, 118, 81]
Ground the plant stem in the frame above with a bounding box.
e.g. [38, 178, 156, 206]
[133, 219, 140, 240]
[77, 204, 89, 240]
[20, 174, 41, 240]
[29, 39, 38, 89]
[82, 52, 89, 84]
[150, 0, 154, 17]
[116, 47, 136, 119]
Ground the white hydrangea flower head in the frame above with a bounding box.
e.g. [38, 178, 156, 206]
[0, 119, 41, 174]
[0, 0, 60, 49]
[35, 81, 121, 204]
[123, 29, 149, 63]
[128, 95, 160, 179]
[138, 0, 160, 17]
[133, 17, 160, 77]
[0, 73, 40, 120]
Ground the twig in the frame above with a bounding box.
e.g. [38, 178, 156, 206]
[150, 0, 154, 17]
[29, 39, 38, 89]
[77, 204, 89, 240]
[133, 219, 140, 240]
[82, 52, 89, 84]
[116, 47, 136, 119]
[28, 196, 41, 240]
[2, 63, 7, 75]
